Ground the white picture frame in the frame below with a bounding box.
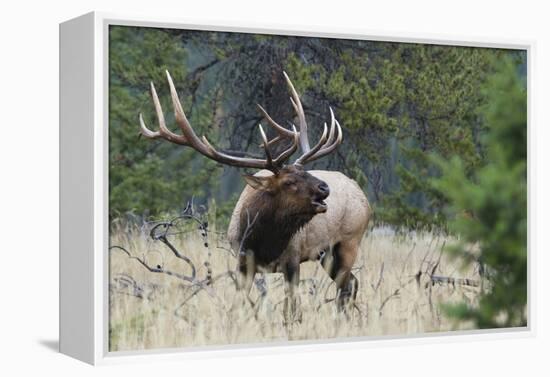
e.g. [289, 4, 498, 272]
[59, 11, 534, 365]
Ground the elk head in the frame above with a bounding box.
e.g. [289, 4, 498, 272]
[242, 165, 330, 215]
[139, 70, 342, 219]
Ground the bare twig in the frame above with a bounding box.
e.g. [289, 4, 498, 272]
[371, 262, 385, 292]
[379, 289, 400, 316]
[399, 242, 416, 278]
[174, 271, 237, 318]
[238, 209, 260, 257]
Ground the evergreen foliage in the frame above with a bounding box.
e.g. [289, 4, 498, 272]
[108, 26, 525, 233]
[109, 26, 223, 219]
[432, 57, 527, 327]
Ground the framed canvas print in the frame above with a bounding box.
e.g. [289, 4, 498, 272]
[59, 12, 532, 365]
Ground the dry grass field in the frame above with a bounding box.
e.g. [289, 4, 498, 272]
[109, 221, 482, 352]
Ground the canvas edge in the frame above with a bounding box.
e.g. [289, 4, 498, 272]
[58, 10, 535, 365]
[59, 11, 97, 365]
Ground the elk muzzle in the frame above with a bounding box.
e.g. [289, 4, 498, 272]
[311, 182, 330, 213]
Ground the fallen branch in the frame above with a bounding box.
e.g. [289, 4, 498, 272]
[428, 275, 480, 288]
[110, 245, 196, 283]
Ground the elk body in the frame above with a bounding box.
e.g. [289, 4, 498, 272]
[139, 71, 371, 321]
[228, 168, 369, 319]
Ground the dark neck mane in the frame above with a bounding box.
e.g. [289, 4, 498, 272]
[239, 191, 314, 266]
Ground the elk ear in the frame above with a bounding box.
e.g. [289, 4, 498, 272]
[242, 174, 274, 193]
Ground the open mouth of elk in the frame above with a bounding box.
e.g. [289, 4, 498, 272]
[311, 194, 329, 213]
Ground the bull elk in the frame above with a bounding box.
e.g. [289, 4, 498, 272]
[139, 71, 371, 321]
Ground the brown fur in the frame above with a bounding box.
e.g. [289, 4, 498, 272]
[237, 166, 329, 265]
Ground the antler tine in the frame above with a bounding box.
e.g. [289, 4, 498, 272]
[165, 71, 213, 156]
[150, 81, 189, 144]
[283, 71, 310, 153]
[303, 119, 343, 164]
[200, 136, 268, 169]
[273, 126, 300, 165]
[294, 123, 329, 166]
[254, 72, 343, 167]
[139, 70, 298, 173]
[256, 104, 297, 139]
[261, 135, 284, 149]
[139, 81, 187, 144]
[258, 124, 274, 168]
[139, 113, 161, 139]
[325, 107, 337, 145]
[201, 127, 297, 171]
[295, 107, 343, 165]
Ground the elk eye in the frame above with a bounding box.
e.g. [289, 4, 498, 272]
[283, 180, 296, 186]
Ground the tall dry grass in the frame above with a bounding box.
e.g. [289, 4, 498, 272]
[109, 223, 481, 352]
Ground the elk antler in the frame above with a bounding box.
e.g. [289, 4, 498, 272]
[139, 71, 299, 173]
[256, 71, 343, 167]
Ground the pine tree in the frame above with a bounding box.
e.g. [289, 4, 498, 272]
[109, 26, 222, 218]
[432, 57, 527, 328]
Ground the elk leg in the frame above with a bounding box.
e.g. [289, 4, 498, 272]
[321, 241, 359, 311]
[237, 250, 256, 303]
[282, 261, 302, 324]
